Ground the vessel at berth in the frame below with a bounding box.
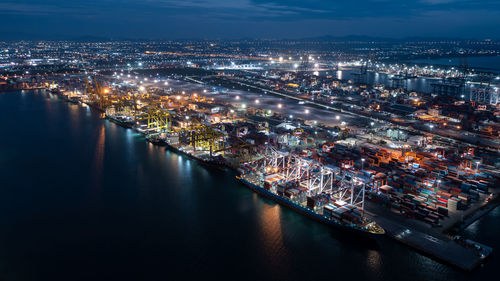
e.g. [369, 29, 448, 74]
[237, 173, 385, 240]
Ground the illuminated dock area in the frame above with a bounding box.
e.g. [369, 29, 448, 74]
[30, 61, 500, 272]
[367, 212, 492, 271]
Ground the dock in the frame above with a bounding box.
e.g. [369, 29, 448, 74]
[49, 83, 499, 271]
[371, 214, 493, 271]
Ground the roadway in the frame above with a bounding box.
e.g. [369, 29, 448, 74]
[115, 73, 500, 151]
[224, 77, 500, 151]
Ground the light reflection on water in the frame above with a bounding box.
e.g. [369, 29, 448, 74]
[336, 70, 342, 80]
[68, 104, 80, 133]
[366, 249, 381, 272]
[259, 204, 284, 252]
[2, 90, 500, 281]
[257, 200, 294, 278]
[90, 124, 106, 194]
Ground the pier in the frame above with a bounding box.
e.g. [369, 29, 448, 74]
[48, 78, 499, 272]
[369, 213, 493, 271]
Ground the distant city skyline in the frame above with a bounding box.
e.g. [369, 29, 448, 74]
[1, 0, 500, 40]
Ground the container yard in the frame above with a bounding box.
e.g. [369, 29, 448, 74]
[4, 0, 500, 277]
[39, 67, 500, 271]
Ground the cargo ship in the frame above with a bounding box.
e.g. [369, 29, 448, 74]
[163, 141, 228, 171]
[237, 173, 385, 240]
[106, 115, 135, 129]
[145, 134, 167, 146]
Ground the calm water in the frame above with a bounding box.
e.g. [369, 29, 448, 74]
[337, 55, 500, 93]
[0, 90, 499, 281]
[412, 56, 500, 73]
[316, 69, 437, 93]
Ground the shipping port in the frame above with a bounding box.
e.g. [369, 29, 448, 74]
[36, 61, 498, 271]
[2, 39, 500, 274]
[3, 0, 500, 278]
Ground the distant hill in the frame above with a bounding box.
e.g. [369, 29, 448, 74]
[293, 35, 498, 43]
[294, 35, 393, 42]
[0, 32, 497, 43]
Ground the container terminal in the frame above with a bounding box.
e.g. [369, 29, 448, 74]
[3, 40, 500, 272]
[30, 63, 499, 271]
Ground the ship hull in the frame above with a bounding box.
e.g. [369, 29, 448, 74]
[106, 116, 134, 129]
[238, 177, 384, 241]
[164, 143, 227, 171]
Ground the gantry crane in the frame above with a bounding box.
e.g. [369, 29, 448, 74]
[136, 105, 172, 133]
[102, 90, 143, 118]
[212, 137, 256, 157]
[190, 126, 226, 156]
[84, 76, 110, 110]
[176, 118, 227, 156]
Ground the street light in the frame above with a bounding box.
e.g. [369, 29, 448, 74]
[361, 158, 365, 170]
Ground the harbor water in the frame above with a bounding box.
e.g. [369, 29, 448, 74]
[0, 90, 499, 281]
[411, 56, 500, 73]
[313, 69, 448, 93]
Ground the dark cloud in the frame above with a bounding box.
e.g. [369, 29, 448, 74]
[0, 0, 499, 39]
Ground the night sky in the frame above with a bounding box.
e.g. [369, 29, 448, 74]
[1, 0, 499, 40]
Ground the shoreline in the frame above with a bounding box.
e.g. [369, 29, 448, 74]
[44, 88, 496, 271]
